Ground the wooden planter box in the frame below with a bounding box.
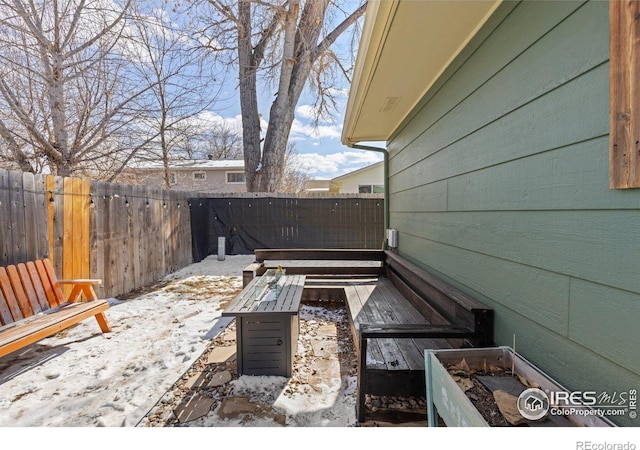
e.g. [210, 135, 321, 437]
[424, 346, 616, 427]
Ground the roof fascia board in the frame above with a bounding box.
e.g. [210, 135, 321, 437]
[342, 0, 400, 147]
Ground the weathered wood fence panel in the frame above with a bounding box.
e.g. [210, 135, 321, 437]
[2, 169, 382, 298]
[1, 169, 193, 299]
[0, 170, 48, 265]
[88, 181, 193, 298]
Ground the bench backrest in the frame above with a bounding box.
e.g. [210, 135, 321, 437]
[252, 248, 386, 278]
[384, 250, 493, 347]
[0, 259, 64, 326]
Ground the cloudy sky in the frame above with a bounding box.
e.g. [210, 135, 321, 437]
[196, 103, 383, 181]
[192, 2, 384, 181]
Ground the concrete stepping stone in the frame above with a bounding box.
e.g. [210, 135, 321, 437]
[208, 370, 232, 387]
[308, 358, 341, 393]
[316, 324, 337, 337]
[217, 396, 286, 425]
[311, 339, 338, 357]
[207, 346, 236, 364]
[174, 394, 216, 423]
[184, 371, 207, 390]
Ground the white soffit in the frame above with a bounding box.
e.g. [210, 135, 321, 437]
[342, 0, 502, 146]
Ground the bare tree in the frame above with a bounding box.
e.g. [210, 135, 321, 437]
[0, 0, 162, 177]
[123, 3, 224, 188]
[280, 142, 310, 193]
[204, 121, 244, 160]
[192, 0, 367, 192]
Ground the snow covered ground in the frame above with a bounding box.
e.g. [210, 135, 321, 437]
[0, 254, 625, 449]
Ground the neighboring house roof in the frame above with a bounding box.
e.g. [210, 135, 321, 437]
[130, 159, 244, 170]
[342, 0, 501, 146]
[331, 161, 383, 182]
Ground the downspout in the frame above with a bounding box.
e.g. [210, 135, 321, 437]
[351, 143, 389, 249]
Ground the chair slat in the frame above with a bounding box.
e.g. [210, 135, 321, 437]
[6, 265, 34, 318]
[17, 263, 43, 315]
[43, 259, 65, 306]
[35, 259, 60, 307]
[0, 268, 23, 322]
[25, 261, 50, 311]
[0, 283, 14, 325]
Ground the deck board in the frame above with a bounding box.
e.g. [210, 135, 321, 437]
[344, 277, 452, 374]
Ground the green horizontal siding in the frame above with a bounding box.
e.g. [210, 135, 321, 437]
[445, 137, 639, 212]
[387, 0, 639, 426]
[390, 0, 603, 167]
[569, 280, 640, 375]
[391, 62, 609, 192]
[399, 233, 571, 335]
[392, 210, 640, 294]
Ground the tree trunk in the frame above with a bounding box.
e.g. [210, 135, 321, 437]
[238, 0, 263, 192]
[232, 0, 366, 192]
[258, 0, 328, 192]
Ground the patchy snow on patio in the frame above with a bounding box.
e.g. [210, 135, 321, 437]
[0, 255, 252, 426]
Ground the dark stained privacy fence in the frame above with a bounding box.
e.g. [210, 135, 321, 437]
[190, 195, 385, 260]
[2, 168, 384, 297]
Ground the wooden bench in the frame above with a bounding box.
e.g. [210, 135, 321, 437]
[0, 258, 111, 359]
[247, 248, 494, 422]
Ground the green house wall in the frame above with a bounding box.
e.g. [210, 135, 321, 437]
[387, 0, 639, 426]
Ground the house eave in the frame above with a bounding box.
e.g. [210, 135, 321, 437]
[342, 0, 502, 146]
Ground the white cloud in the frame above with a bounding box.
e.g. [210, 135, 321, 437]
[194, 111, 244, 134]
[294, 150, 383, 179]
[295, 104, 319, 121]
[290, 118, 342, 140]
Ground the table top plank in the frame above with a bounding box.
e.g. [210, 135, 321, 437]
[223, 275, 306, 316]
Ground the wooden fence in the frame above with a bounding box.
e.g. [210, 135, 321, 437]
[0, 170, 49, 266]
[1, 169, 192, 298]
[1, 169, 385, 299]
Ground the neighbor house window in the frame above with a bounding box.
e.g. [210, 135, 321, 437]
[358, 184, 384, 194]
[227, 171, 245, 184]
[610, 0, 640, 189]
[169, 172, 177, 185]
[193, 171, 206, 181]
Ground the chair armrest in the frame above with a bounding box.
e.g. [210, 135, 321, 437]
[58, 279, 103, 285]
[59, 280, 103, 302]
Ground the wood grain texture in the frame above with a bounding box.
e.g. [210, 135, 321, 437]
[0, 267, 22, 322]
[9, 171, 26, 264]
[0, 170, 10, 265]
[609, 0, 640, 188]
[25, 261, 50, 311]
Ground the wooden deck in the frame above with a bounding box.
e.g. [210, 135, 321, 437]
[344, 278, 454, 371]
[303, 275, 455, 397]
[245, 248, 494, 421]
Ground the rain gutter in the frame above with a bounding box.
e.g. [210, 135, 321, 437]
[351, 143, 389, 249]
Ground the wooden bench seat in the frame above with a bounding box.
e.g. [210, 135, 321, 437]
[0, 258, 111, 359]
[344, 277, 455, 373]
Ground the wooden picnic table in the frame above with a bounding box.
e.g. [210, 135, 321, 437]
[222, 274, 306, 377]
